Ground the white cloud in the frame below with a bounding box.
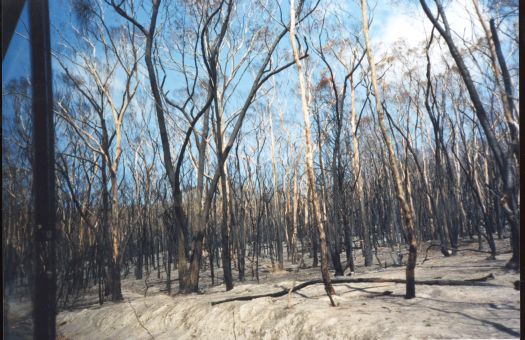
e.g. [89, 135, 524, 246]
[374, 0, 484, 49]
[370, 0, 487, 84]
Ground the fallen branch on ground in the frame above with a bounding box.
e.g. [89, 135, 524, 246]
[455, 248, 512, 255]
[127, 299, 155, 339]
[421, 245, 510, 265]
[210, 273, 497, 305]
[420, 244, 451, 264]
[287, 256, 305, 308]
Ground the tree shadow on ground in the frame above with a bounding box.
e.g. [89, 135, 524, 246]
[388, 296, 520, 338]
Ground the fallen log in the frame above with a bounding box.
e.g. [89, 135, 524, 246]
[210, 274, 497, 305]
[420, 244, 450, 264]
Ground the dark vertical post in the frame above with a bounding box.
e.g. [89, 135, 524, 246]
[30, 0, 56, 338]
[1, 0, 26, 61]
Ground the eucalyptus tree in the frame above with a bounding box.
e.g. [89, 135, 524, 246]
[420, 0, 519, 270]
[54, 0, 141, 300]
[290, 0, 335, 305]
[361, 0, 418, 298]
[311, 5, 369, 271]
[110, 0, 214, 292]
[264, 94, 285, 271]
[471, 0, 518, 159]
[111, 0, 315, 292]
[122, 103, 160, 281]
[55, 124, 103, 305]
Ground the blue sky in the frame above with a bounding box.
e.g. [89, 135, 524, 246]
[2, 0, 518, 190]
[3, 0, 516, 93]
[3, 2, 31, 90]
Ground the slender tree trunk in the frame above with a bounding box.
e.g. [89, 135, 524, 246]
[290, 0, 335, 304]
[268, 110, 285, 270]
[291, 159, 300, 263]
[349, 77, 372, 266]
[220, 165, 234, 290]
[361, 0, 417, 298]
[110, 173, 123, 301]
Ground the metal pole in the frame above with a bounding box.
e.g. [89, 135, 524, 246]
[29, 0, 56, 338]
[1, 0, 26, 61]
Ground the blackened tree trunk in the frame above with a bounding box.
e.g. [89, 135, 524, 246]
[361, 0, 418, 298]
[420, 0, 519, 271]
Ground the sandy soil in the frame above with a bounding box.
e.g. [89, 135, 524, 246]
[6, 238, 520, 339]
